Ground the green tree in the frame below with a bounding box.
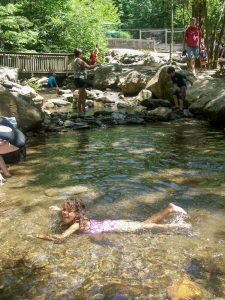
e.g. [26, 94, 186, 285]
[58, 0, 120, 57]
[0, 3, 38, 51]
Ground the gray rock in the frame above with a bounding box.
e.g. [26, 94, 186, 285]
[64, 120, 76, 127]
[93, 63, 122, 89]
[111, 112, 126, 121]
[141, 99, 171, 110]
[50, 99, 71, 106]
[0, 67, 19, 82]
[146, 107, 172, 121]
[94, 110, 113, 117]
[118, 71, 149, 95]
[117, 102, 130, 109]
[125, 114, 145, 124]
[43, 101, 55, 109]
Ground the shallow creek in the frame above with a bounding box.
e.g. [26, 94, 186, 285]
[0, 119, 224, 299]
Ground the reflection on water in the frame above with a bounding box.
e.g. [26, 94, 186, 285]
[0, 120, 225, 299]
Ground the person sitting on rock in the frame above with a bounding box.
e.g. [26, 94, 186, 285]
[167, 66, 193, 111]
[0, 138, 19, 183]
[37, 195, 191, 241]
[48, 70, 58, 88]
[0, 117, 26, 161]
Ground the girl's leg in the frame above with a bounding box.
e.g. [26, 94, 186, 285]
[0, 156, 11, 177]
[179, 99, 184, 110]
[81, 89, 87, 114]
[144, 203, 187, 224]
[78, 88, 87, 115]
[78, 88, 82, 115]
[112, 219, 190, 233]
[190, 59, 196, 74]
[173, 95, 179, 108]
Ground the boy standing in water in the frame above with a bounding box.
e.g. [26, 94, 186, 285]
[167, 66, 193, 111]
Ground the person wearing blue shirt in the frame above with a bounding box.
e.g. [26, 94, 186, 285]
[48, 71, 58, 88]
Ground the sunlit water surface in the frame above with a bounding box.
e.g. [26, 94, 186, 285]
[0, 120, 224, 299]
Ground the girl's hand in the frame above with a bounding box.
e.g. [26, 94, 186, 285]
[37, 232, 66, 242]
[36, 233, 50, 240]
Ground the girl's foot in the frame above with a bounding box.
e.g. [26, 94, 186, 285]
[4, 173, 11, 178]
[168, 203, 187, 215]
[0, 173, 6, 184]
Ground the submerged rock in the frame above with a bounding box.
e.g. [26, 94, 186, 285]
[167, 276, 202, 300]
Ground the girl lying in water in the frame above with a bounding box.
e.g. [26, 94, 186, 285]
[37, 196, 191, 241]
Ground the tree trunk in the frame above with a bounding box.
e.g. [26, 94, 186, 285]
[208, 1, 225, 67]
[212, 4, 225, 68]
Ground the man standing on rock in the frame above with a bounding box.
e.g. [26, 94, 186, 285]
[183, 17, 201, 75]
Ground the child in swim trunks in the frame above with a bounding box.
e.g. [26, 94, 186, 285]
[167, 66, 193, 111]
[37, 196, 190, 241]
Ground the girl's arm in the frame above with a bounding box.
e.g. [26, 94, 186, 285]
[78, 58, 96, 70]
[37, 223, 80, 241]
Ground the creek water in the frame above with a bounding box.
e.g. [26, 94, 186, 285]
[0, 119, 224, 299]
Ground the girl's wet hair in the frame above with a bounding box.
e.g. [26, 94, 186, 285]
[64, 195, 89, 230]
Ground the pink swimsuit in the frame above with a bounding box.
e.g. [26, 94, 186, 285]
[83, 219, 118, 234]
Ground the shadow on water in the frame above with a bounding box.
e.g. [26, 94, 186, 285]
[0, 251, 47, 299]
[76, 130, 90, 151]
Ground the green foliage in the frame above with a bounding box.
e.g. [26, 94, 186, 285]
[117, 31, 132, 39]
[0, 3, 38, 50]
[58, 0, 120, 59]
[113, 0, 172, 29]
[0, 0, 120, 54]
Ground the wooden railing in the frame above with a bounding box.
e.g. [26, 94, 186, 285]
[0, 52, 74, 74]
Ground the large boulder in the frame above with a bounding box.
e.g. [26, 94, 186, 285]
[118, 71, 149, 95]
[145, 66, 175, 100]
[0, 89, 44, 131]
[188, 78, 225, 125]
[143, 53, 164, 66]
[203, 94, 225, 125]
[186, 78, 217, 109]
[0, 67, 19, 82]
[93, 63, 122, 89]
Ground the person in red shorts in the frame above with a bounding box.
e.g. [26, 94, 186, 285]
[183, 17, 201, 75]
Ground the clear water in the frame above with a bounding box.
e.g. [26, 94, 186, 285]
[0, 120, 225, 299]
